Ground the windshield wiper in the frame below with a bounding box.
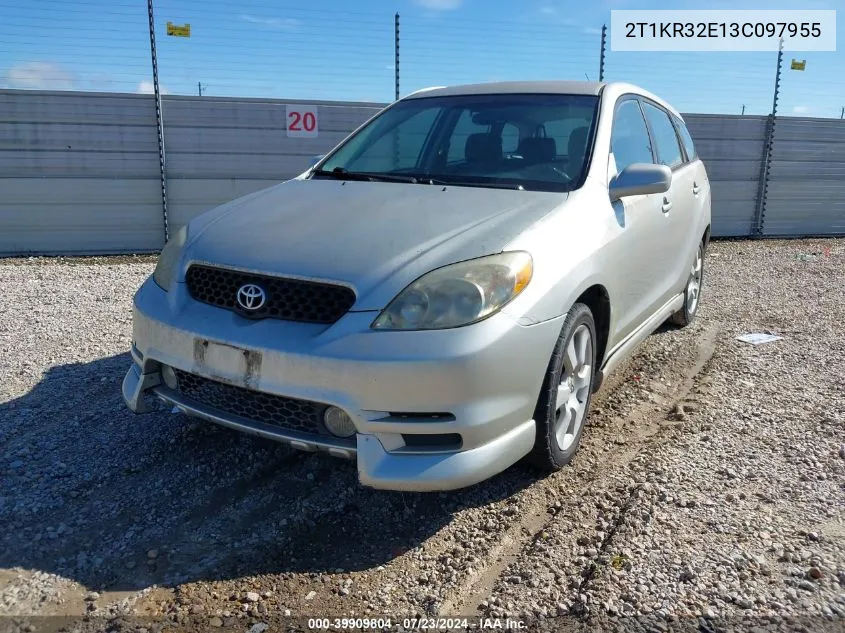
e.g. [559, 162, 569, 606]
[313, 167, 418, 184]
[478, 183, 525, 190]
[398, 174, 449, 186]
[314, 168, 524, 190]
[438, 180, 525, 191]
[400, 173, 524, 190]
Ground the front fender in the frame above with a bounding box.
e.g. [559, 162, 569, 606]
[503, 262, 610, 327]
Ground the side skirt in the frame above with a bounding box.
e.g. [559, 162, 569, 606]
[593, 292, 685, 392]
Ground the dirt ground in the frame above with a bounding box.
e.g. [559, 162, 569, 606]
[1, 239, 843, 633]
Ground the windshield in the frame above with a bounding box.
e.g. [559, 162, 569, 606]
[314, 93, 599, 192]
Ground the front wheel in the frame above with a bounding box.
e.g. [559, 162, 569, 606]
[528, 303, 597, 470]
[669, 240, 705, 327]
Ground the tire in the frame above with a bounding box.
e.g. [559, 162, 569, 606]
[528, 303, 597, 470]
[669, 240, 705, 328]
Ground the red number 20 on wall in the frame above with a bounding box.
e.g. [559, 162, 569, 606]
[285, 105, 319, 138]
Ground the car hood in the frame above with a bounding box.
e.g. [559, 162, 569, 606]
[184, 178, 566, 311]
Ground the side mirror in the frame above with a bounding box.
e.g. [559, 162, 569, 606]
[609, 163, 672, 201]
[309, 154, 325, 168]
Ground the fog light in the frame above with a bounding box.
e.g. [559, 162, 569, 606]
[161, 365, 179, 390]
[323, 406, 356, 438]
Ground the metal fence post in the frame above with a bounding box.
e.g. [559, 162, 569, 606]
[752, 38, 783, 237]
[394, 12, 400, 101]
[391, 12, 402, 171]
[147, 0, 169, 243]
[599, 24, 607, 82]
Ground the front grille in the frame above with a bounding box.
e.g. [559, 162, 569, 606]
[185, 264, 356, 324]
[173, 369, 328, 436]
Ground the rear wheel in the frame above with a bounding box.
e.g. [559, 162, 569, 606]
[669, 240, 705, 327]
[528, 303, 596, 469]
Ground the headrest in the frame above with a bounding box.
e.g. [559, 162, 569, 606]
[568, 126, 589, 163]
[517, 137, 557, 163]
[465, 133, 502, 163]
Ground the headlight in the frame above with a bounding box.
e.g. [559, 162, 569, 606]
[152, 225, 188, 291]
[371, 252, 533, 330]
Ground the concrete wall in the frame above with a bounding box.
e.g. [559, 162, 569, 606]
[682, 114, 767, 238]
[2, 90, 843, 255]
[160, 96, 382, 229]
[763, 116, 845, 236]
[0, 90, 382, 255]
[1, 90, 163, 254]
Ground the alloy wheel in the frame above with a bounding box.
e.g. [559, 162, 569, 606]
[554, 324, 593, 452]
[687, 246, 703, 314]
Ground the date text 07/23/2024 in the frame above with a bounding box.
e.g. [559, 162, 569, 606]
[306, 617, 527, 630]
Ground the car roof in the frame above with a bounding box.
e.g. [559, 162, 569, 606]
[403, 81, 684, 121]
[404, 81, 605, 99]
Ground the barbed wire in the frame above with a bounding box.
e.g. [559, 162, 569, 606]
[776, 51, 843, 119]
[604, 51, 779, 116]
[0, 1, 841, 117]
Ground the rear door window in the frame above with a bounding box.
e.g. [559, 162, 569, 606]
[642, 102, 684, 169]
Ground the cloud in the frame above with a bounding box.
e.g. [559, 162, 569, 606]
[2, 61, 76, 90]
[239, 14, 301, 29]
[86, 74, 118, 90]
[536, 9, 601, 34]
[414, 0, 462, 10]
[792, 105, 810, 113]
[136, 80, 170, 95]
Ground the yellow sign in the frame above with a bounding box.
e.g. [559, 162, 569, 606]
[791, 59, 806, 71]
[166, 22, 191, 37]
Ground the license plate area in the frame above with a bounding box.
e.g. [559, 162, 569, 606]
[192, 339, 262, 389]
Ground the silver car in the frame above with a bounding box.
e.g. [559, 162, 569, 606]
[123, 81, 711, 492]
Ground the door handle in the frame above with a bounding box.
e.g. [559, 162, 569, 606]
[692, 182, 701, 195]
[661, 197, 672, 213]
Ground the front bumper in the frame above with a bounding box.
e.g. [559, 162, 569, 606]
[123, 277, 563, 491]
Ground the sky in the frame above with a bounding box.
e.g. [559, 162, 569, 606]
[0, 0, 842, 117]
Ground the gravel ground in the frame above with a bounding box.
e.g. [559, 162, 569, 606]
[1, 239, 843, 633]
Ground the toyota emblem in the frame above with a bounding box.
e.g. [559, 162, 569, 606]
[236, 284, 267, 311]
